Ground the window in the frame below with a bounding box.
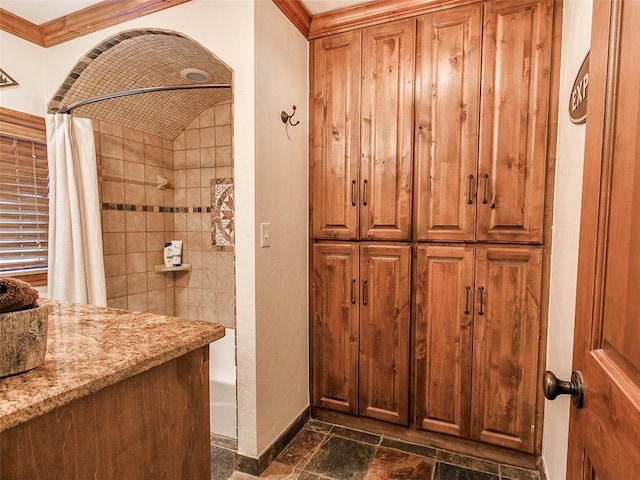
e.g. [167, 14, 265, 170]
[0, 108, 48, 286]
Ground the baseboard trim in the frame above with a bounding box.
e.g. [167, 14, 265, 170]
[235, 406, 310, 476]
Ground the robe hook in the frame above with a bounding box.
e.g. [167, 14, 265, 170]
[281, 105, 300, 126]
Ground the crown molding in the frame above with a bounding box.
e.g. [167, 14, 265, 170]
[0, 0, 190, 47]
[308, 0, 482, 39]
[272, 0, 312, 38]
[0, 8, 44, 46]
[40, 0, 191, 47]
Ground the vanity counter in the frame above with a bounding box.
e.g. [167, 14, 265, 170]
[0, 299, 224, 479]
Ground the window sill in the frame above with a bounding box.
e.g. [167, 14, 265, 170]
[0, 271, 47, 287]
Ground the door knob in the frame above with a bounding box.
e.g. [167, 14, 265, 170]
[543, 370, 584, 408]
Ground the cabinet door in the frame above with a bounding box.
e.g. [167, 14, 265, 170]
[311, 243, 359, 414]
[414, 6, 482, 242]
[310, 31, 361, 240]
[477, 0, 552, 243]
[359, 244, 411, 424]
[414, 246, 474, 437]
[361, 20, 415, 241]
[472, 246, 542, 452]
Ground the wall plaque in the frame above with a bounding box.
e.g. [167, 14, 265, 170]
[0, 68, 18, 88]
[569, 52, 589, 124]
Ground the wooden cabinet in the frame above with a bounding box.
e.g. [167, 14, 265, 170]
[360, 21, 415, 241]
[359, 244, 411, 424]
[311, 242, 359, 414]
[309, 0, 556, 460]
[414, 0, 552, 244]
[311, 243, 411, 425]
[310, 20, 415, 241]
[477, 0, 552, 243]
[1, 348, 211, 479]
[413, 6, 482, 242]
[414, 245, 542, 452]
[413, 246, 474, 438]
[471, 246, 542, 452]
[310, 31, 361, 240]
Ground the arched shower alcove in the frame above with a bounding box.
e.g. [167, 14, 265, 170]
[49, 29, 238, 440]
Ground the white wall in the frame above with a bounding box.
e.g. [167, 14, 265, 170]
[0, 0, 308, 460]
[543, 1, 592, 478]
[0, 32, 47, 115]
[253, 0, 309, 455]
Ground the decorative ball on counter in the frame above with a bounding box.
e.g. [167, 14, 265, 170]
[0, 277, 39, 313]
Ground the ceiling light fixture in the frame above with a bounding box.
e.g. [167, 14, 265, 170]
[180, 68, 211, 83]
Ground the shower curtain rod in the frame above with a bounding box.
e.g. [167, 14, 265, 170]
[57, 83, 232, 114]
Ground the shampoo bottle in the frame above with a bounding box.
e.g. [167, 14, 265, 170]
[163, 242, 173, 268]
[171, 240, 183, 266]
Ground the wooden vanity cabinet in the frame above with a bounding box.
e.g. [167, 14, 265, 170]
[413, 245, 543, 453]
[310, 19, 415, 241]
[311, 243, 411, 425]
[414, 0, 552, 244]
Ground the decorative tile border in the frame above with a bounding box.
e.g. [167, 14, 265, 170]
[211, 177, 235, 247]
[101, 202, 210, 213]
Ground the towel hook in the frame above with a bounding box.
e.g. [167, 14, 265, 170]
[281, 105, 300, 126]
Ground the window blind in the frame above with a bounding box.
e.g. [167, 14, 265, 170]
[0, 134, 49, 274]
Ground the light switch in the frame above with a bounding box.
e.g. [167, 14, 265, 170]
[260, 223, 271, 248]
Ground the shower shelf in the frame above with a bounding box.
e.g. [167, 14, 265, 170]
[153, 264, 192, 273]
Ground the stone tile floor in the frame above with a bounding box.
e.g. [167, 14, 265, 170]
[212, 419, 541, 480]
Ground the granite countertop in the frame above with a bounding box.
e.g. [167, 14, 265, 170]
[0, 299, 225, 432]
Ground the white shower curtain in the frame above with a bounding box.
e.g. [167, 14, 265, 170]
[46, 114, 107, 306]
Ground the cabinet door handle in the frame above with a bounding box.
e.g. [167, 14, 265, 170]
[362, 179, 368, 206]
[482, 173, 489, 204]
[362, 279, 368, 305]
[351, 278, 356, 304]
[467, 175, 474, 205]
[351, 180, 357, 207]
[464, 285, 471, 314]
[478, 286, 485, 316]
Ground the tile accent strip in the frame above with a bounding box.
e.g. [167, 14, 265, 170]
[101, 202, 211, 213]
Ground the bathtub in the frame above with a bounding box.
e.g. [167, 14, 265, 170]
[209, 328, 237, 439]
